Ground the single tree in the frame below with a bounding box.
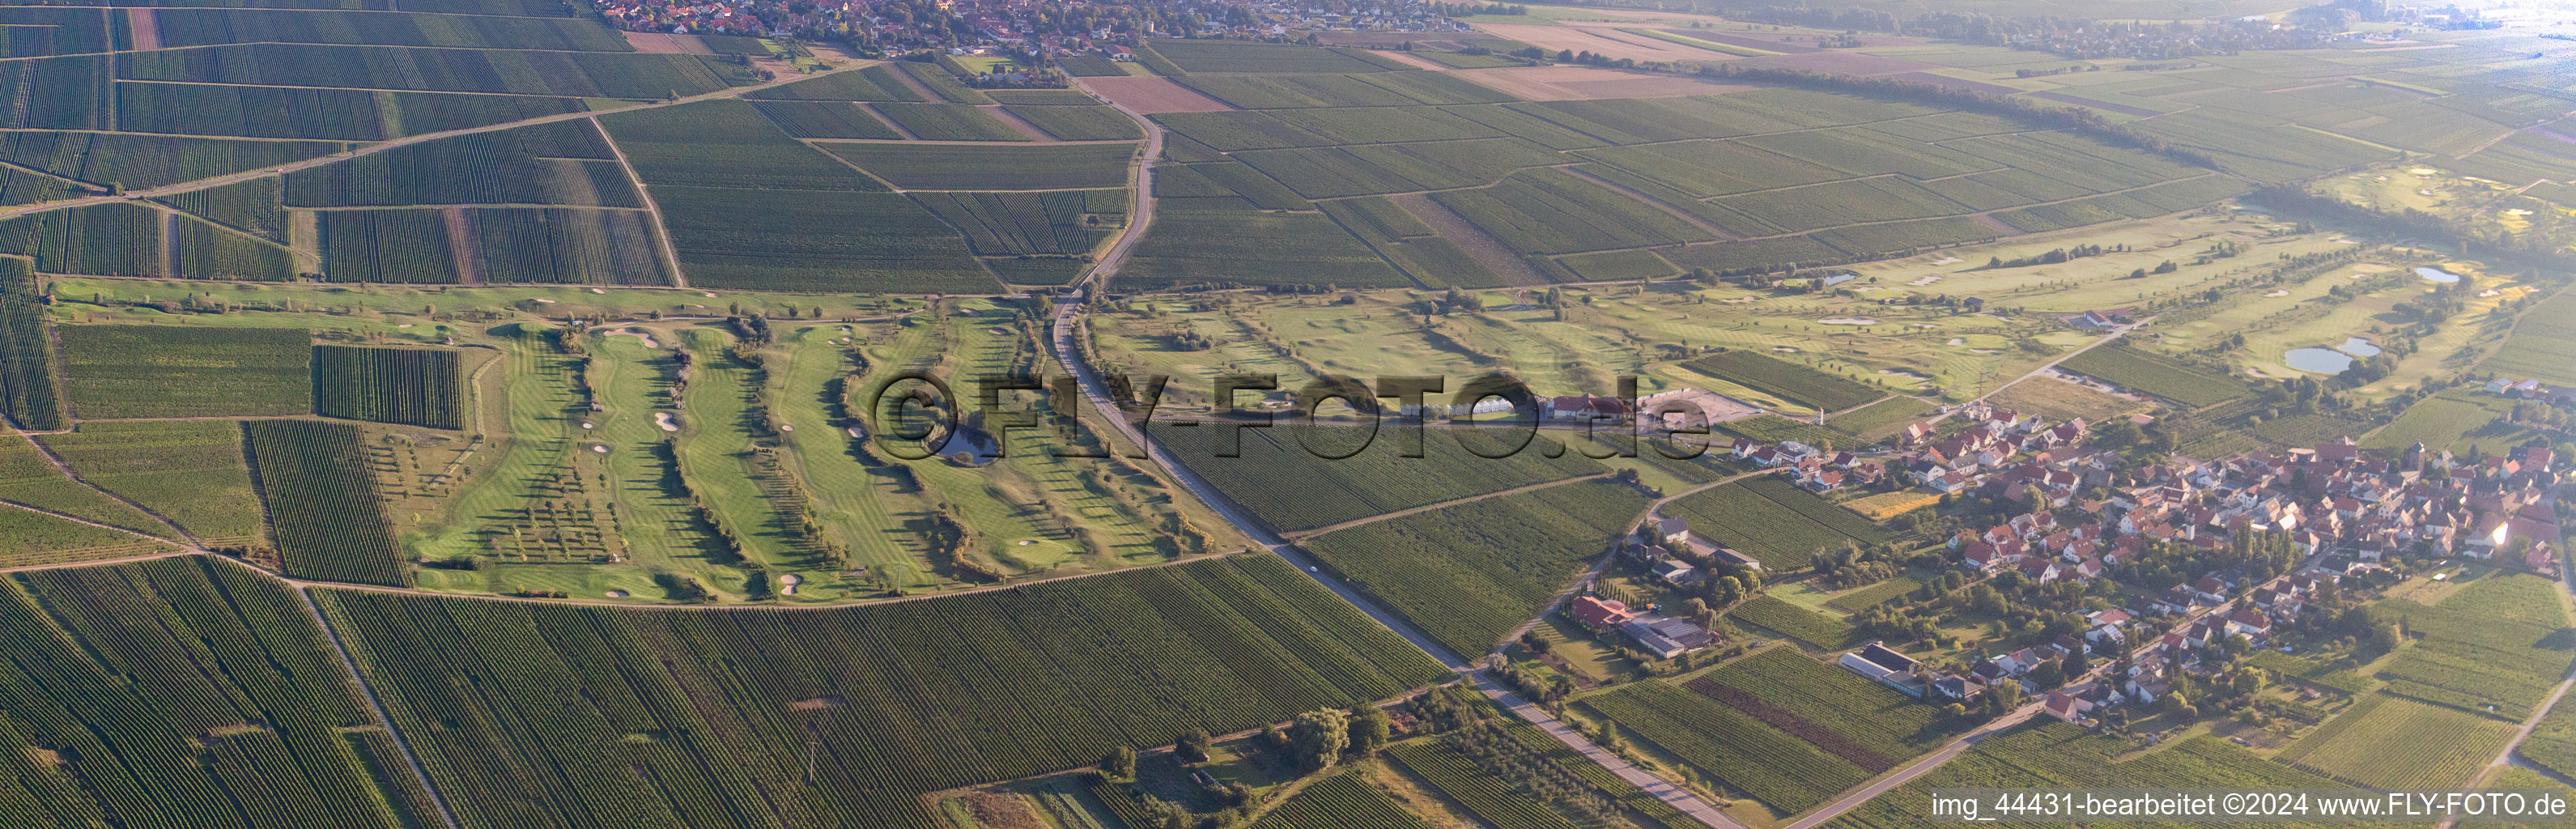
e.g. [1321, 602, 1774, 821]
[1289, 709, 1350, 773]
[1103, 746, 1137, 779]
[1347, 705, 1390, 756]
[1176, 730, 1212, 764]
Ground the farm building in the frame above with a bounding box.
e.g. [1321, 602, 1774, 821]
[1838, 642, 1925, 696]
[1571, 595, 1634, 629]
[1621, 616, 1715, 659]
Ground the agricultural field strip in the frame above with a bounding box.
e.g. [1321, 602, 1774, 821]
[0, 536, 1270, 610]
[1187, 108, 2187, 202]
[5, 424, 197, 543]
[292, 580, 462, 829]
[1278, 470, 1615, 540]
[0, 40, 642, 61]
[793, 142, 1134, 193]
[102, 78, 632, 97]
[2484, 674, 2576, 780]
[1657, 172, 2232, 247]
[0, 61, 882, 225]
[587, 113, 687, 286]
[1213, 146, 2225, 255]
[0, 490, 187, 550]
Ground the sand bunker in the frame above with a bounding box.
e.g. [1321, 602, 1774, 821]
[655, 412, 678, 432]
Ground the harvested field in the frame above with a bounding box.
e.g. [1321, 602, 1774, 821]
[1366, 49, 1452, 70]
[623, 32, 714, 54]
[126, 8, 161, 51]
[1444, 66, 1756, 100]
[1473, 21, 1721, 64]
[1078, 76, 1233, 113]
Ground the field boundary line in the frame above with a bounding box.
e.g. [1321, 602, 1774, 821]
[294, 202, 654, 211]
[587, 116, 687, 287]
[1561, 164, 1740, 240]
[14, 423, 201, 544]
[0, 157, 105, 192]
[0, 60, 878, 225]
[0, 546, 192, 574]
[15, 40, 691, 60]
[291, 581, 463, 829]
[854, 103, 920, 139]
[142, 199, 302, 262]
[100, 78, 610, 98]
[1283, 471, 1616, 541]
[0, 495, 188, 549]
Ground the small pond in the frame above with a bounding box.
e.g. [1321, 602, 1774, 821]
[2416, 266, 2463, 283]
[1820, 317, 1878, 325]
[2335, 337, 2380, 357]
[2284, 347, 2355, 373]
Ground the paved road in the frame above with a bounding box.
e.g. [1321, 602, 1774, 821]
[1039, 85, 1478, 670]
[1044, 302, 1474, 670]
[1069, 75, 1163, 287]
[1036, 87, 1772, 829]
[1474, 670, 1750, 829]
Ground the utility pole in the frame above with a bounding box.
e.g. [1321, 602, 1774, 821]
[803, 731, 823, 787]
